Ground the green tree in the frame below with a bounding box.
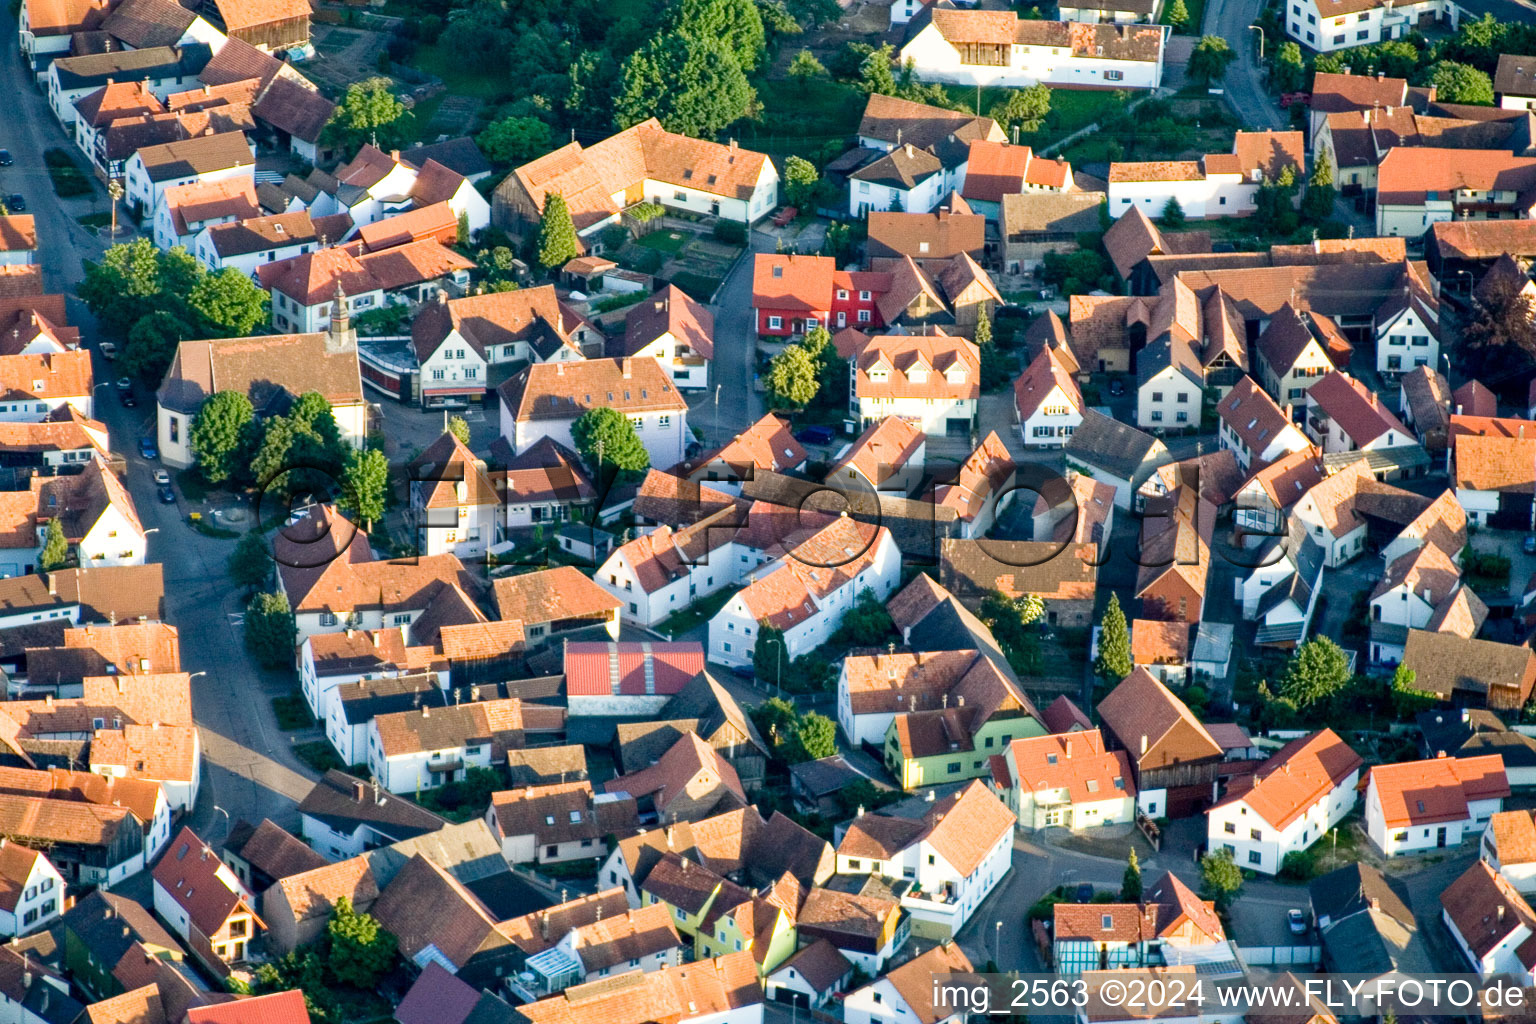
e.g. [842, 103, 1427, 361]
[858, 44, 898, 95]
[1303, 147, 1338, 221]
[189, 391, 255, 485]
[1279, 636, 1351, 708]
[988, 83, 1052, 135]
[1121, 847, 1142, 902]
[447, 415, 471, 446]
[1187, 36, 1236, 85]
[250, 417, 301, 494]
[78, 239, 178, 337]
[751, 694, 797, 748]
[437, 0, 515, 73]
[754, 621, 787, 689]
[188, 267, 269, 337]
[832, 588, 896, 646]
[766, 343, 819, 409]
[340, 447, 389, 532]
[1253, 164, 1300, 235]
[244, 591, 295, 669]
[123, 310, 190, 387]
[537, 192, 580, 271]
[571, 406, 650, 474]
[1094, 592, 1132, 679]
[1200, 847, 1244, 911]
[792, 712, 837, 762]
[615, 33, 754, 137]
[1159, 196, 1186, 229]
[327, 896, 397, 988]
[1162, 0, 1190, 29]
[477, 115, 553, 166]
[37, 517, 67, 572]
[783, 155, 820, 210]
[1430, 60, 1494, 105]
[974, 307, 992, 348]
[788, 48, 826, 86]
[323, 77, 410, 151]
[978, 309, 1010, 391]
[457, 211, 470, 246]
[1460, 266, 1536, 386]
[227, 532, 272, 591]
[1274, 42, 1305, 92]
[288, 392, 345, 467]
[672, 0, 766, 72]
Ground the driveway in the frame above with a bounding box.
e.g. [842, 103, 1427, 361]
[0, 52, 320, 841]
[1205, 0, 1285, 131]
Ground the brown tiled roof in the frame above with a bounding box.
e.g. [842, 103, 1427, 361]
[151, 827, 254, 937]
[773, 938, 851, 991]
[1441, 860, 1536, 965]
[373, 697, 531, 758]
[89, 723, 199, 784]
[498, 357, 685, 424]
[225, 818, 325, 881]
[567, 902, 681, 971]
[0, 349, 92, 404]
[1310, 72, 1408, 113]
[270, 856, 378, 925]
[1489, 810, 1536, 866]
[1108, 160, 1203, 183]
[854, 331, 979, 405]
[604, 732, 746, 813]
[1400, 629, 1536, 704]
[503, 119, 770, 232]
[1217, 375, 1297, 460]
[1430, 220, 1536, 261]
[1215, 729, 1362, 831]
[157, 332, 362, 416]
[370, 854, 506, 970]
[498, 888, 632, 954]
[933, 431, 1014, 522]
[25, 0, 108, 35]
[1008, 728, 1133, 804]
[494, 436, 595, 507]
[827, 415, 925, 487]
[1131, 619, 1188, 665]
[27, 621, 178, 688]
[1370, 753, 1510, 826]
[939, 538, 1098, 602]
[1232, 130, 1305, 180]
[1371, 541, 1462, 605]
[1309, 371, 1409, 447]
[876, 942, 973, 1024]
[514, 952, 762, 1024]
[161, 177, 259, 237]
[929, 10, 1162, 60]
[83, 984, 166, 1024]
[357, 201, 456, 253]
[621, 284, 713, 360]
[204, 210, 319, 258]
[407, 430, 497, 510]
[1455, 434, 1536, 492]
[1097, 667, 1221, 764]
[963, 140, 1033, 202]
[488, 780, 637, 848]
[250, 75, 333, 144]
[133, 132, 251, 181]
[1378, 148, 1536, 206]
[210, 0, 311, 33]
[868, 207, 985, 261]
[683, 413, 805, 479]
[491, 566, 619, 626]
[1497, 54, 1536, 97]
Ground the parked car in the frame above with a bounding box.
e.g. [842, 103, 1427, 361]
[1074, 884, 1094, 903]
[6, 195, 24, 212]
[119, 391, 136, 407]
[795, 425, 835, 445]
[1108, 379, 1126, 397]
[0, 151, 13, 167]
[157, 484, 175, 504]
[152, 469, 170, 486]
[115, 377, 132, 393]
[98, 341, 117, 360]
[1287, 909, 1306, 934]
[138, 437, 158, 460]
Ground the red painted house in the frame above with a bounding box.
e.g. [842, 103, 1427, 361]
[752, 254, 891, 336]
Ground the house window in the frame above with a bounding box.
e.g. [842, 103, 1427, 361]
[947, 761, 961, 773]
[320, 612, 338, 627]
[1151, 411, 1163, 422]
[1224, 822, 1235, 834]
[768, 316, 782, 329]
[1104, 69, 1123, 81]
[433, 369, 445, 380]
[837, 289, 849, 300]
[1152, 392, 1163, 402]
[1248, 851, 1262, 865]
[1356, 29, 1368, 37]
[674, 190, 687, 200]
[1332, 34, 1344, 43]
[169, 417, 179, 444]
[858, 310, 871, 323]
[229, 919, 248, 938]
[1250, 828, 1262, 841]
[659, 415, 670, 428]
[1392, 830, 1408, 842]
[860, 290, 871, 301]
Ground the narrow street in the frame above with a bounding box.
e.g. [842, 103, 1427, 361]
[0, 49, 318, 842]
[1205, 0, 1285, 131]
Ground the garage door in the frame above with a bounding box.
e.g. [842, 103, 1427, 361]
[772, 989, 810, 1009]
[945, 417, 969, 437]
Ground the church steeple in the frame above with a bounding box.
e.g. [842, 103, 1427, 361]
[327, 281, 355, 352]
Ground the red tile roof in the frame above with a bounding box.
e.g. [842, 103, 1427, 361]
[1215, 729, 1362, 830]
[563, 641, 704, 697]
[1369, 754, 1509, 827]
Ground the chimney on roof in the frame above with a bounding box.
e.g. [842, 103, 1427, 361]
[905, 143, 915, 159]
[372, 631, 380, 648]
[352, 780, 365, 801]
[1500, 904, 1507, 923]
[421, 705, 430, 717]
[1369, 895, 1380, 909]
[1140, 734, 1148, 755]
[622, 358, 632, 379]
[390, 149, 399, 162]
[46, 574, 54, 596]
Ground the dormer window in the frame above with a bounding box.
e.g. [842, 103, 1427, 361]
[909, 368, 927, 383]
[947, 367, 968, 383]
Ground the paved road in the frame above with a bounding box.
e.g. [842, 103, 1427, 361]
[695, 233, 771, 450]
[1205, 0, 1285, 131]
[0, 52, 318, 845]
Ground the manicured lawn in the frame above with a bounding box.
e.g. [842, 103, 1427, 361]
[636, 229, 689, 254]
[293, 741, 343, 774]
[741, 77, 866, 163]
[76, 212, 110, 228]
[657, 586, 741, 638]
[272, 691, 314, 731]
[669, 271, 723, 301]
[939, 84, 1122, 144]
[407, 44, 506, 98]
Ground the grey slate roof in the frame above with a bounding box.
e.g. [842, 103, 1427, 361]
[1064, 407, 1166, 481]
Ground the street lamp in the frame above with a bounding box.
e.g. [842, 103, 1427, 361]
[765, 635, 785, 696]
[188, 671, 207, 681]
[1248, 25, 1265, 59]
[993, 920, 1002, 968]
[212, 804, 229, 838]
[714, 383, 722, 443]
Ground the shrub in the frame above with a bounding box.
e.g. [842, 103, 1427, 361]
[712, 220, 747, 244]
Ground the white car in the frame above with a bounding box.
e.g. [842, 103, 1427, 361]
[152, 469, 170, 486]
[1288, 909, 1306, 935]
